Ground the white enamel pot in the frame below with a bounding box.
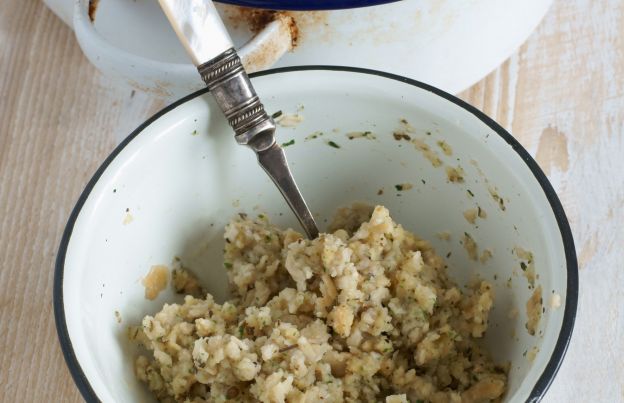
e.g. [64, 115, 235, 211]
[69, 0, 553, 98]
[73, 0, 293, 98]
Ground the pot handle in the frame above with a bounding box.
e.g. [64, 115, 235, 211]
[238, 15, 294, 73]
[158, 0, 292, 72]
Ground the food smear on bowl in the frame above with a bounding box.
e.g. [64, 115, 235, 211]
[129, 206, 507, 402]
[480, 249, 493, 264]
[142, 265, 169, 300]
[436, 231, 451, 241]
[122, 211, 134, 225]
[527, 346, 540, 363]
[436, 140, 453, 156]
[412, 138, 443, 167]
[461, 232, 479, 261]
[549, 292, 562, 309]
[463, 206, 487, 225]
[275, 112, 304, 128]
[445, 165, 465, 183]
[514, 246, 536, 287]
[488, 187, 506, 211]
[525, 285, 543, 336]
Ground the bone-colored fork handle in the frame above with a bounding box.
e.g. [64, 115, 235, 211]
[158, 0, 319, 239]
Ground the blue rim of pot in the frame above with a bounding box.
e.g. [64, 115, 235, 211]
[214, 0, 399, 11]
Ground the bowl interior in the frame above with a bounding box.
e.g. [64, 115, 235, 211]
[58, 68, 573, 402]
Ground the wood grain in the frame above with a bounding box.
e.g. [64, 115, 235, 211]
[459, 1, 624, 401]
[0, 1, 163, 401]
[0, 0, 622, 401]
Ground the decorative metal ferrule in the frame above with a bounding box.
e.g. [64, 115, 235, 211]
[198, 48, 275, 152]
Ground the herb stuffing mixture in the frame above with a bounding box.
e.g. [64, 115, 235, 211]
[129, 205, 507, 403]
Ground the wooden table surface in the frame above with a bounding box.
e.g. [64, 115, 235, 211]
[1, 0, 622, 401]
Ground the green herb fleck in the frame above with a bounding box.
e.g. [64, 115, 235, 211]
[327, 140, 341, 149]
[271, 110, 283, 119]
[281, 139, 295, 147]
[467, 189, 474, 197]
[347, 131, 374, 140]
[305, 131, 323, 141]
[224, 262, 233, 269]
[393, 132, 411, 141]
[520, 262, 527, 271]
[191, 129, 198, 136]
[394, 183, 413, 192]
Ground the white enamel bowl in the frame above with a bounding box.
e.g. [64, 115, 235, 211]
[54, 67, 577, 402]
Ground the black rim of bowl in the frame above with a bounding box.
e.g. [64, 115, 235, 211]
[53, 66, 578, 403]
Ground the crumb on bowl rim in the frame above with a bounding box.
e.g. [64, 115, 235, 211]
[53, 65, 578, 403]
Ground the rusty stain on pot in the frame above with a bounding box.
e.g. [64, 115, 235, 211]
[89, 2, 456, 62]
[220, 5, 334, 49]
[283, 14, 299, 48]
[88, 0, 100, 22]
[220, 3, 458, 59]
[287, 11, 332, 43]
[236, 9, 285, 36]
[241, 16, 298, 73]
